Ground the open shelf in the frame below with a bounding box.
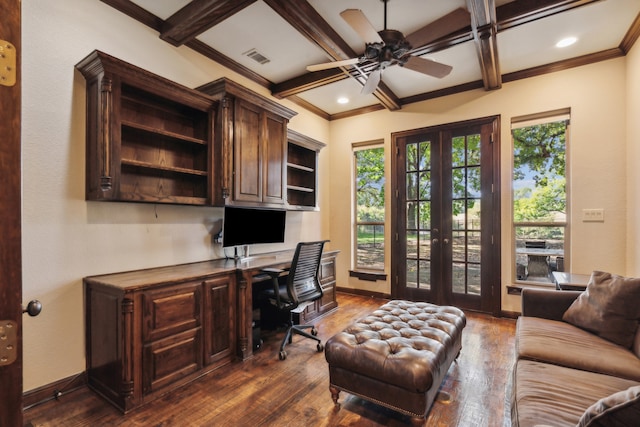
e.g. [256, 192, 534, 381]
[76, 50, 217, 205]
[285, 130, 325, 210]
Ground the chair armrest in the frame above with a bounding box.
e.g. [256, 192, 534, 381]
[521, 288, 583, 321]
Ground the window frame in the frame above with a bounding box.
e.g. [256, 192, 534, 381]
[351, 140, 387, 277]
[511, 109, 571, 286]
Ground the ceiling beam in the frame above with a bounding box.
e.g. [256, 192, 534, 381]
[467, 0, 501, 90]
[263, 0, 401, 111]
[160, 0, 257, 46]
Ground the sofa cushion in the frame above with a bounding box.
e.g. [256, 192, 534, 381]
[516, 316, 640, 382]
[562, 271, 640, 348]
[512, 360, 639, 427]
[577, 385, 640, 427]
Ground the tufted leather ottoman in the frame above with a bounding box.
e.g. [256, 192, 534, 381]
[325, 300, 466, 420]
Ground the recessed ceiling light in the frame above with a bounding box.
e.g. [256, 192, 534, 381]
[337, 97, 349, 104]
[556, 37, 577, 48]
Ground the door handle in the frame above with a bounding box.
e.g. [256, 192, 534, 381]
[23, 300, 42, 317]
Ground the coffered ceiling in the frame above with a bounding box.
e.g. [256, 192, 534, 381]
[101, 0, 640, 120]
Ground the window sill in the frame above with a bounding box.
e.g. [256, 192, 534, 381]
[349, 270, 387, 282]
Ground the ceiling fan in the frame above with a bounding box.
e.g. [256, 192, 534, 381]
[307, 0, 468, 95]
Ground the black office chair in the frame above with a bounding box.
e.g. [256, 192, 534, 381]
[262, 241, 327, 360]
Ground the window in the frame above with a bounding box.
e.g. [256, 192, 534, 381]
[512, 110, 569, 284]
[353, 143, 385, 272]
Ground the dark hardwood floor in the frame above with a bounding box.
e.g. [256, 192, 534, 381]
[23, 293, 516, 426]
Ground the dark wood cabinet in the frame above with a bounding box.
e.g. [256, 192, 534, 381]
[196, 78, 296, 208]
[298, 250, 338, 324]
[286, 130, 325, 210]
[84, 267, 236, 413]
[76, 50, 218, 205]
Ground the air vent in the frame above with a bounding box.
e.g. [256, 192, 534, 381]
[243, 48, 270, 65]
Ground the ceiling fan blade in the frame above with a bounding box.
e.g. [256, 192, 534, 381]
[361, 68, 382, 95]
[405, 7, 471, 49]
[404, 56, 452, 79]
[340, 9, 384, 44]
[306, 57, 360, 72]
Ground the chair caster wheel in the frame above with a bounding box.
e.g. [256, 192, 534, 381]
[317, 343, 324, 352]
[279, 350, 287, 360]
[311, 328, 318, 336]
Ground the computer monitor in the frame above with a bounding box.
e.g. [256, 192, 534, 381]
[222, 206, 286, 248]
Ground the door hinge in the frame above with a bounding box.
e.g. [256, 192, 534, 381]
[490, 133, 494, 144]
[0, 40, 17, 87]
[0, 320, 17, 366]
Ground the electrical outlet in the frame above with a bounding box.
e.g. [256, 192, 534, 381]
[582, 208, 604, 222]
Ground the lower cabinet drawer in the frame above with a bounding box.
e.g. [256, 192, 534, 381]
[143, 328, 203, 394]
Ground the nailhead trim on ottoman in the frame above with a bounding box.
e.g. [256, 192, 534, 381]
[325, 300, 466, 419]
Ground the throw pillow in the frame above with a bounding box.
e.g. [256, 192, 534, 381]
[577, 385, 640, 427]
[562, 271, 640, 348]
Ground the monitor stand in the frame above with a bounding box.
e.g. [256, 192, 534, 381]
[234, 245, 250, 262]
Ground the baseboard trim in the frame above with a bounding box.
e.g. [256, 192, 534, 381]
[23, 372, 87, 410]
[336, 287, 391, 300]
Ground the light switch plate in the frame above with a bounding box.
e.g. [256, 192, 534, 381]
[582, 208, 604, 222]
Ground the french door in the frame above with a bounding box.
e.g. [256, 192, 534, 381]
[391, 117, 501, 313]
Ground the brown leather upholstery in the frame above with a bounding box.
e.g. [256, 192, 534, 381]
[325, 300, 466, 419]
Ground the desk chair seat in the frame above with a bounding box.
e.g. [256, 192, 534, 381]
[262, 241, 327, 360]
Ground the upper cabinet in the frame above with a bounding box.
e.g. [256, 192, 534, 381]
[76, 50, 218, 205]
[196, 78, 297, 208]
[77, 53, 325, 210]
[286, 130, 326, 210]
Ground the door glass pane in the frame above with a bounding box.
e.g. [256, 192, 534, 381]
[407, 230, 418, 258]
[407, 202, 417, 229]
[468, 200, 481, 229]
[419, 171, 431, 200]
[407, 143, 417, 171]
[419, 201, 430, 230]
[452, 168, 465, 198]
[468, 231, 481, 263]
[452, 262, 465, 293]
[407, 172, 418, 199]
[407, 259, 417, 288]
[419, 231, 431, 260]
[467, 166, 481, 197]
[468, 134, 481, 165]
[419, 141, 431, 170]
[452, 136, 465, 167]
[468, 263, 481, 295]
[419, 260, 431, 290]
[452, 231, 465, 262]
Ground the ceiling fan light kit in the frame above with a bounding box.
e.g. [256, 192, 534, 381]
[306, 0, 456, 95]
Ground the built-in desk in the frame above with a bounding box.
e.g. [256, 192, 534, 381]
[83, 249, 338, 413]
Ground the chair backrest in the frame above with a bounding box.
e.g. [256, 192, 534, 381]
[287, 241, 327, 304]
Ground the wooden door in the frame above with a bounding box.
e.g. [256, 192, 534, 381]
[0, 0, 23, 425]
[392, 117, 501, 314]
[203, 275, 236, 366]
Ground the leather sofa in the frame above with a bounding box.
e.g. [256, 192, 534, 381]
[511, 283, 640, 426]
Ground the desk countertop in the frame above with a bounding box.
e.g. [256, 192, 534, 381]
[84, 249, 339, 291]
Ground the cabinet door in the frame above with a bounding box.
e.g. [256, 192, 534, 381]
[263, 112, 286, 205]
[143, 328, 202, 394]
[142, 282, 202, 342]
[203, 274, 236, 366]
[318, 255, 338, 314]
[234, 100, 262, 203]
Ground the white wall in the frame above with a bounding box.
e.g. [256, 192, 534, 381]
[21, 0, 329, 392]
[327, 58, 629, 312]
[626, 39, 640, 276]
